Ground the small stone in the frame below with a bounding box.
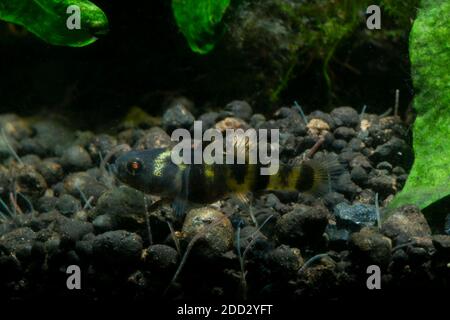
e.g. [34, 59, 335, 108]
[307, 119, 330, 136]
[223, 100, 253, 121]
[94, 186, 150, 234]
[143, 244, 178, 272]
[308, 111, 335, 129]
[334, 202, 378, 231]
[347, 138, 364, 152]
[276, 205, 329, 247]
[325, 224, 350, 250]
[369, 137, 413, 167]
[51, 216, 94, 248]
[93, 230, 143, 266]
[56, 194, 81, 217]
[349, 227, 392, 267]
[92, 214, 115, 233]
[18, 138, 46, 158]
[266, 245, 303, 276]
[32, 120, 75, 156]
[36, 158, 64, 185]
[134, 127, 173, 150]
[250, 114, 266, 128]
[61, 145, 93, 171]
[368, 172, 397, 197]
[162, 104, 195, 132]
[334, 173, 361, 198]
[331, 139, 347, 152]
[36, 195, 58, 212]
[86, 134, 118, 163]
[331, 107, 360, 128]
[0, 114, 32, 140]
[323, 192, 348, 209]
[182, 207, 233, 259]
[198, 112, 220, 131]
[351, 166, 368, 185]
[349, 154, 372, 170]
[334, 127, 356, 141]
[0, 227, 36, 263]
[15, 165, 48, 200]
[381, 205, 431, 245]
[215, 117, 249, 132]
[376, 161, 393, 172]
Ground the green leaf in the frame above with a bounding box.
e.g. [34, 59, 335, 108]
[0, 0, 108, 47]
[389, 0, 450, 210]
[172, 0, 231, 54]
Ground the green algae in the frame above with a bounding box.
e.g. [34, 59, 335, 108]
[0, 0, 108, 47]
[389, 0, 450, 210]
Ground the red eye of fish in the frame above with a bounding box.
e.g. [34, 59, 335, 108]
[127, 160, 142, 174]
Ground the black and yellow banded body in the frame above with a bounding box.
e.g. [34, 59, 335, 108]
[113, 148, 338, 206]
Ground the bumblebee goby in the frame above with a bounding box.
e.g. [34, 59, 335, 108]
[113, 147, 341, 216]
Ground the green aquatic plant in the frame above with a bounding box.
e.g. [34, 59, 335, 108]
[389, 0, 450, 210]
[0, 0, 108, 46]
[171, 0, 231, 54]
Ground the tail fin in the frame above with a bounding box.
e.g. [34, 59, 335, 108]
[296, 158, 342, 196]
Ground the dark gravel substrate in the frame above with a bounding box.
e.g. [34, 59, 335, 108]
[0, 102, 449, 302]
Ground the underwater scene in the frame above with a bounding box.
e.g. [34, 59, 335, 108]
[0, 0, 449, 312]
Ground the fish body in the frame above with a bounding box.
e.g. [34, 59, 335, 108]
[113, 147, 340, 214]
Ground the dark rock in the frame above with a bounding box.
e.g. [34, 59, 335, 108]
[18, 138, 46, 157]
[369, 137, 413, 167]
[15, 165, 47, 200]
[86, 134, 118, 164]
[376, 161, 393, 172]
[134, 127, 173, 150]
[64, 172, 107, 204]
[94, 186, 150, 233]
[266, 245, 303, 276]
[347, 138, 364, 152]
[36, 158, 64, 185]
[351, 166, 368, 185]
[198, 112, 220, 131]
[21, 154, 41, 166]
[276, 205, 328, 247]
[162, 103, 195, 132]
[381, 205, 431, 245]
[323, 192, 348, 209]
[349, 154, 372, 170]
[56, 194, 81, 217]
[36, 195, 58, 212]
[51, 216, 94, 248]
[0, 227, 36, 262]
[334, 127, 356, 141]
[334, 173, 361, 198]
[368, 172, 396, 197]
[61, 145, 93, 171]
[250, 114, 266, 128]
[182, 207, 233, 259]
[349, 227, 392, 267]
[143, 244, 178, 272]
[92, 230, 143, 266]
[334, 202, 378, 231]
[330, 107, 359, 128]
[392, 166, 406, 175]
[331, 139, 347, 152]
[223, 100, 253, 121]
[92, 214, 115, 233]
[33, 120, 75, 156]
[325, 224, 350, 250]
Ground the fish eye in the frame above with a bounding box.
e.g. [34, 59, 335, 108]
[126, 159, 143, 175]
